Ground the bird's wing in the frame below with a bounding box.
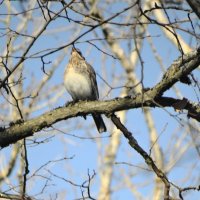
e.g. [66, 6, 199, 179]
[86, 62, 99, 99]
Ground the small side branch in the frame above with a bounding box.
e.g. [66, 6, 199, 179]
[110, 113, 171, 200]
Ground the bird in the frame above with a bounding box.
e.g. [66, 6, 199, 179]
[64, 47, 107, 133]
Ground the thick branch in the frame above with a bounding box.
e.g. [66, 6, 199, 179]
[0, 48, 199, 148]
[150, 48, 200, 97]
[0, 94, 199, 148]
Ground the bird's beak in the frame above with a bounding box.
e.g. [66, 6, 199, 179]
[71, 47, 76, 53]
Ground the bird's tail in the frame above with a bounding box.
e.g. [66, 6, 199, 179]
[92, 114, 107, 133]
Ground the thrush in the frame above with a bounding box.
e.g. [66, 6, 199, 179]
[64, 47, 107, 133]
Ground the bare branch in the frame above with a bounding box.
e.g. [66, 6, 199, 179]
[186, 0, 200, 19]
[0, 47, 200, 147]
[152, 48, 200, 97]
[0, 0, 75, 90]
[110, 113, 171, 200]
[0, 93, 199, 148]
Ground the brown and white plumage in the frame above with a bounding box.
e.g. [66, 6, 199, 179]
[64, 47, 106, 133]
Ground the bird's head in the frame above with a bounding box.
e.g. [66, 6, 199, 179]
[71, 47, 85, 60]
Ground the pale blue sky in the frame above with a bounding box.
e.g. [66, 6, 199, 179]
[0, 1, 200, 199]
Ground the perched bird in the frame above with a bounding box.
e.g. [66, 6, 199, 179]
[64, 47, 107, 133]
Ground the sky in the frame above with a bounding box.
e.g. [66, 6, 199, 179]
[0, 0, 200, 199]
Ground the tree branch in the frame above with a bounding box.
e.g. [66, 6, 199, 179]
[0, 48, 199, 148]
[186, 0, 200, 19]
[150, 47, 200, 97]
[0, 0, 75, 90]
[0, 94, 199, 148]
[110, 114, 171, 200]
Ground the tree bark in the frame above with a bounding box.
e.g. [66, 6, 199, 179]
[186, 0, 200, 19]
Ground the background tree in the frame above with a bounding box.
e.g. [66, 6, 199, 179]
[0, 0, 200, 199]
